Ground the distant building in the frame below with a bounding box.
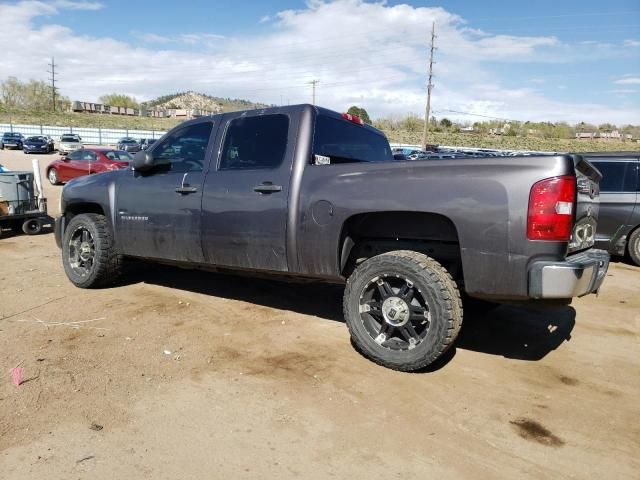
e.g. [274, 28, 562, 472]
[489, 123, 511, 135]
[460, 126, 475, 133]
[70, 101, 220, 119]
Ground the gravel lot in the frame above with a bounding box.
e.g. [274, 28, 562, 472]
[1, 148, 639, 479]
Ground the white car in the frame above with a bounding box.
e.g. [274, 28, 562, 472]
[58, 134, 83, 154]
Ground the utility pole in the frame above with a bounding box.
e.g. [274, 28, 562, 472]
[308, 79, 319, 105]
[422, 22, 436, 150]
[48, 57, 58, 112]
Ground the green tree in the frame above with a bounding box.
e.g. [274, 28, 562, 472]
[440, 118, 452, 129]
[347, 105, 372, 124]
[399, 114, 424, 133]
[0, 76, 69, 112]
[99, 93, 140, 109]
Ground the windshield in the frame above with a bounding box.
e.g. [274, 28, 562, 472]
[27, 136, 45, 142]
[120, 139, 137, 144]
[3, 133, 20, 138]
[61, 136, 79, 142]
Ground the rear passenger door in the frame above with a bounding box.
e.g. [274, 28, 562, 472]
[591, 159, 638, 250]
[201, 111, 297, 271]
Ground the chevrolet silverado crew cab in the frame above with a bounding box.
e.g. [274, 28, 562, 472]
[55, 105, 609, 371]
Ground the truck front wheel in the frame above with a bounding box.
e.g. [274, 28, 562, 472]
[343, 250, 463, 371]
[62, 213, 123, 288]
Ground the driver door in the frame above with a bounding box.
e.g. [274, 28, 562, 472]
[114, 121, 216, 262]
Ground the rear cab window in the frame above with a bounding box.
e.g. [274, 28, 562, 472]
[313, 114, 392, 164]
[592, 160, 638, 192]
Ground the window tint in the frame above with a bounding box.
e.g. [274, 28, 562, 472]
[313, 114, 392, 164]
[153, 122, 213, 173]
[219, 114, 289, 171]
[593, 161, 637, 192]
[67, 151, 82, 160]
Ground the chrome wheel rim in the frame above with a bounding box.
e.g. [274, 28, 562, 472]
[68, 226, 96, 277]
[359, 274, 431, 351]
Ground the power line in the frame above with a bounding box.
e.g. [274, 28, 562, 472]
[47, 57, 58, 112]
[422, 22, 436, 150]
[307, 79, 319, 105]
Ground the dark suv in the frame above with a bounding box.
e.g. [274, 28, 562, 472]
[1, 132, 25, 150]
[583, 153, 640, 265]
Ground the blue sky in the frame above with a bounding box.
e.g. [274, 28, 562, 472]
[2, 0, 640, 124]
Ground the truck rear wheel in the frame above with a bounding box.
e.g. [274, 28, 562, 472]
[343, 250, 462, 372]
[627, 228, 640, 266]
[62, 213, 123, 288]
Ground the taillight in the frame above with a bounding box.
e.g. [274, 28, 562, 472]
[527, 175, 575, 241]
[341, 113, 364, 125]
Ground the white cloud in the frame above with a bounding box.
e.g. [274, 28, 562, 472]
[624, 39, 640, 47]
[138, 32, 225, 45]
[0, 0, 638, 124]
[614, 76, 640, 85]
[55, 0, 103, 9]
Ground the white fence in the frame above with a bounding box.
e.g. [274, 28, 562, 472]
[0, 123, 168, 146]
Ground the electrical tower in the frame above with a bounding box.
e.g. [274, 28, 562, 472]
[422, 22, 436, 150]
[48, 57, 58, 112]
[308, 79, 319, 105]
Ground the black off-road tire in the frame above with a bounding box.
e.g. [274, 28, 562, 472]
[22, 218, 42, 235]
[627, 228, 640, 266]
[343, 250, 463, 372]
[62, 213, 123, 288]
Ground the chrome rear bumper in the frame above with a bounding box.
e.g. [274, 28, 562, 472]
[529, 249, 609, 299]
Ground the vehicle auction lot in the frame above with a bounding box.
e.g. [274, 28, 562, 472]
[1, 148, 639, 479]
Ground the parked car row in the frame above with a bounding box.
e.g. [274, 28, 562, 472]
[1, 132, 158, 155]
[391, 146, 545, 161]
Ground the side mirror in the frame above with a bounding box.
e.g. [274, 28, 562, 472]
[132, 150, 155, 171]
[62, 156, 70, 162]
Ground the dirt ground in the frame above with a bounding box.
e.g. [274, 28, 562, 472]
[0, 148, 639, 479]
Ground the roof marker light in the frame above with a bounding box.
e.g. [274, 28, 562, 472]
[341, 113, 364, 125]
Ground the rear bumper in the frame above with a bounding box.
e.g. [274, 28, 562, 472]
[529, 249, 609, 299]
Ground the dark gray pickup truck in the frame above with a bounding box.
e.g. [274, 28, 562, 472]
[55, 104, 609, 371]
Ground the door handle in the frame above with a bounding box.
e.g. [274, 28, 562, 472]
[175, 186, 198, 194]
[253, 183, 282, 194]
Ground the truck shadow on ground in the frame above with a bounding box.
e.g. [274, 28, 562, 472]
[126, 264, 576, 370]
[457, 305, 576, 362]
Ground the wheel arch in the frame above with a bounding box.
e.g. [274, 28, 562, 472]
[338, 211, 463, 280]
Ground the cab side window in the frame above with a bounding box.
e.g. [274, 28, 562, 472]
[152, 122, 213, 173]
[219, 114, 289, 171]
[594, 161, 637, 193]
[67, 151, 83, 161]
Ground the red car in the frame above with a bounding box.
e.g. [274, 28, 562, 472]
[46, 148, 133, 185]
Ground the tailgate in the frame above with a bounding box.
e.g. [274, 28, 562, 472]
[569, 155, 602, 253]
